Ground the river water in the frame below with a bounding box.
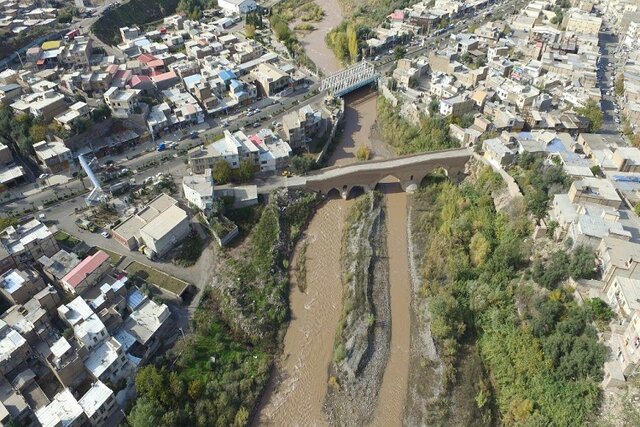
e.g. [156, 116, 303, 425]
[257, 1, 411, 424]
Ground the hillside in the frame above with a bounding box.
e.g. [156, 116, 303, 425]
[91, 0, 180, 45]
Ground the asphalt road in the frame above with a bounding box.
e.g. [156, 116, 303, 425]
[598, 28, 622, 136]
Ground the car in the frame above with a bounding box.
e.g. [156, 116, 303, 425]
[38, 213, 46, 221]
[253, 122, 260, 128]
[143, 176, 154, 185]
[374, 55, 381, 61]
[101, 231, 111, 238]
[190, 131, 199, 139]
[120, 168, 129, 175]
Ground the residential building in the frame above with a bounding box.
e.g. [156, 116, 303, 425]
[60, 251, 112, 295]
[612, 147, 640, 173]
[568, 177, 624, 209]
[54, 101, 91, 130]
[121, 297, 170, 361]
[33, 139, 74, 174]
[218, 0, 257, 15]
[35, 388, 87, 427]
[183, 169, 215, 212]
[103, 87, 140, 118]
[47, 337, 87, 388]
[0, 268, 45, 306]
[605, 276, 640, 319]
[597, 236, 640, 285]
[10, 91, 66, 122]
[251, 63, 292, 96]
[0, 321, 31, 376]
[58, 297, 108, 351]
[113, 194, 190, 257]
[483, 137, 515, 167]
[564, 9, 602, 35]
[38, 249, 81, 284]
[439, 94, 475, 117]
[0, 220, 59, 267]
[119, 26, 140, 43]
[78, 381, 117, 426]
[84, 337, 131, 384]
[63, 36, 92, 67]
[281, 105, 326, 148]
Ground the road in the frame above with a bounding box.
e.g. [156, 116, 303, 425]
[598, 27, 622, 136]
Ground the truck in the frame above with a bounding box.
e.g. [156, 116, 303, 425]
[156, 142, 166, 152]
[75, 219, 98, 232]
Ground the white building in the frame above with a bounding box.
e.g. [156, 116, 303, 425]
[35, 388, 87, 427]
[104, 87, 140, 119]
[78, 381, 117, 426]
[218, 0, 257, 15]
[57, 297, 108, 351]
[182, 169, 215, 212]
[84, 337, 131, 384]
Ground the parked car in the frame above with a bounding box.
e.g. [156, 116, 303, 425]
[101, 231, 111, 239]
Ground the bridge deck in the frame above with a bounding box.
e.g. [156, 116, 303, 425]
[320, 61, 379, 97]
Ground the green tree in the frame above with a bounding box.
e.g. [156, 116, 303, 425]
[615, 74, 625, 96]
[347, 24, 359, 61]
[236, 159, 255, 183]
[129, 397, 163, 427]
[245, 24, 256, 39]
[135, 365, 166, 404]
[576, 99, 604, 132]
[393, 46, 407, 60]
[212, 160, 232, 184]
[234, 407, 250, 426]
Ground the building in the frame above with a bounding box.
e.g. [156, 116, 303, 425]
[612, 147, 640, 173]
[182, 169, 215, 212]
[63, 36, 92, 67]
[119, 26, 140, 43]
[58, 297, 108, 351]
[60, 251, 111, 295]
[439, 94, 475, 117]
[54, 101, 90, 130]
[281, 105, 325, 148]
[564, 9, 602, 35]
[35, 388, 87, 427]
[251, 63, 292, 96]
[84, 337, 131, 384]
[121, 297, 170, 361]
[482, 137, 515, 167]
[0, 268, 45, 306]
[605, 276, 640, 319]
[33, 140, 74, 174]
[597, 236, 640, 285]
[0, 321, 31, 376]
[103, 87, 140, 118]
[568, 177, 624, 209]
[218, 0, 257, 15]
[38, 249, 81, 284]
[112, 194, 190, 257]
[47, 337, 87, 388]
[10, 91, 66, 122]
[78, 381, 117, 426]
[0, 220, 59, 267]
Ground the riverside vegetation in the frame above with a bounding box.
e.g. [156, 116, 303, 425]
[410, 166, 606, 425]
[128, 189, 318, 426]
[325, 191, 391, 424]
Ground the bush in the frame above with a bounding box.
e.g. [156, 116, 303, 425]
[355, 145, 371, 161]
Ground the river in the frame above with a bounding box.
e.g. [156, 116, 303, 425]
[257, 0, 411, 424]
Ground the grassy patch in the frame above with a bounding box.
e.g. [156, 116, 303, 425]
[54, 230, 81, 249]
[125, 261, 189, 296]
[173, 232, 204, 267]
[96, 247, 123, 265]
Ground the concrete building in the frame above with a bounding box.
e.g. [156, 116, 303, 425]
[0, 220, 59, 267]
[33, 140, 74, 174]
[60, 251, 111, 295]
[218, 0, 257, 15]
[182, 169, 215, 212]
[612, 147, 640, 173]
[0, 321, 31, 376]
[35, 388, 87, 427]
[439, 94, 476, 117]
[251, 63, 292, 96]
[121, 297, 170, 361]
[113, 194, 190, 257]
[0, 268, 45, 306]
[54, 101, 90, 130]
[84, 337, 131, 384]
[568, 177, 624, 209]
[78, 381, 117, 426]
[564, 9, 602, 35]
[10, 91, 66, 122]
[63, 36, 92, 67]
[47, 337, 87, 388]
[103, 87, 140, 119]
[597, 236, 640, 285]
[58, 297, 108, 352]
[281, 105, 325, 148]
[38, 249, 81, 284]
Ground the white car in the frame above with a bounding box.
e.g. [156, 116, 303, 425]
[101, 231, 111, 238]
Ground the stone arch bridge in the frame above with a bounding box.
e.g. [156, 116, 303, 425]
[303, 147, 473, 199]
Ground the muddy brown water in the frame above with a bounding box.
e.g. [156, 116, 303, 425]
[372, 181, 411, 427]
[256, 197, 350, 426]
[297, 0, 343, 75]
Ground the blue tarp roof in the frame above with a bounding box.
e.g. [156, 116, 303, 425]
[219, 69, 236, 81]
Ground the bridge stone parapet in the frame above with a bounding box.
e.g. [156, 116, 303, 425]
[304, 148, 473, 199]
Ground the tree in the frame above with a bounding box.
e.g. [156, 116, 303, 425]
[290, 155, 316, 174]
[234, 407, 249, 426]
[393, 46, 407, 60]
[245, 24, 256, 39]
[355, 145, 371, 161]
[236, 159, 255, 183]
[347, 25, 359, 61]
[212, 160, 232, 184]
[576, 99, 604, 132]
[615, 74, 625, 96]
[568, 245, 595, 279]
[135, 365, 166, 404]
[129, 397, 163, 427]
[28, 123, 47, 143]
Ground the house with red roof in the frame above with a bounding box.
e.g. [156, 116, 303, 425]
[129, 75, 154, 94]
[61, 250, 112, 295]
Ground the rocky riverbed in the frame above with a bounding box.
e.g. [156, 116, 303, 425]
[325, 191, 391, 425]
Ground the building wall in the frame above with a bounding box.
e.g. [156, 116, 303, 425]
[140, 217, 190, 257]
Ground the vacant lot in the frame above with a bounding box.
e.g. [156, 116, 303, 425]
[125, 261, 190, 296]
